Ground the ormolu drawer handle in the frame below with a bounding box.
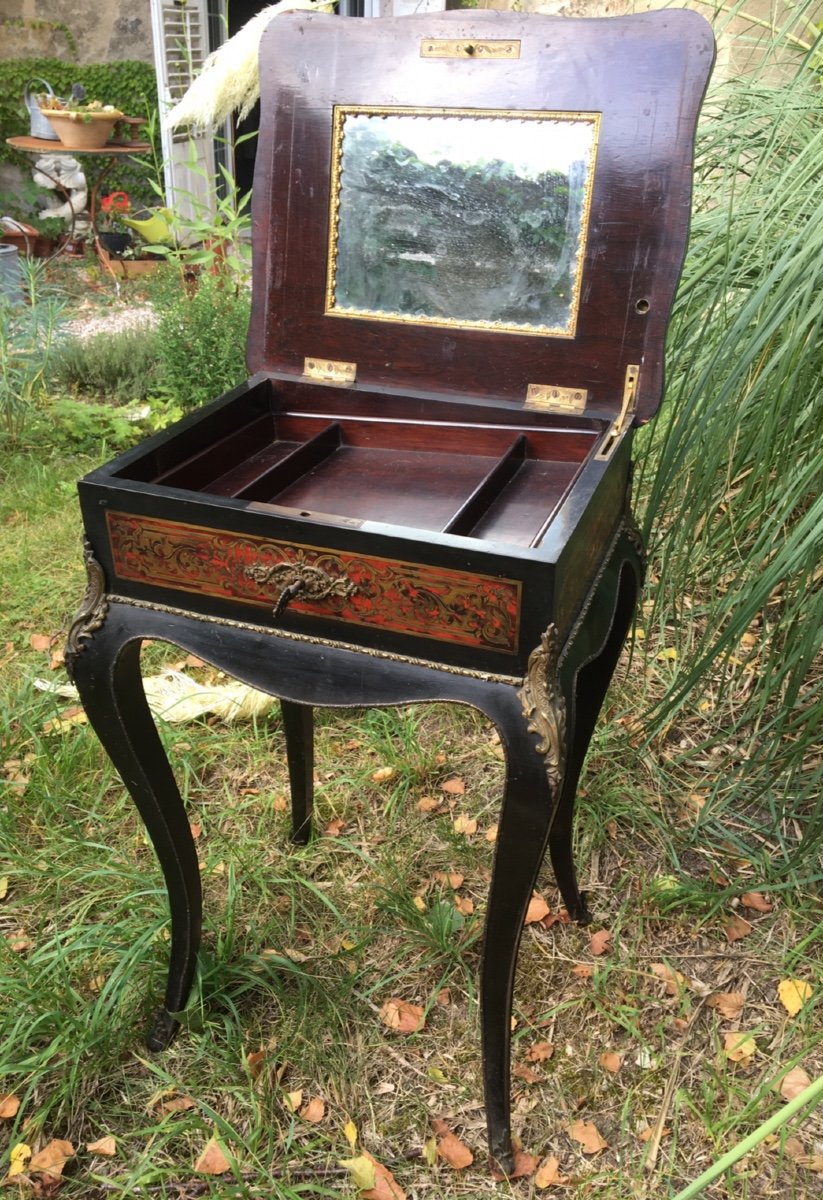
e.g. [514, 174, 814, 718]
[244, 561, 357, 620]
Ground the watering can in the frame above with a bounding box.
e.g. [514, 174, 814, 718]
[121, 207, 174, 244]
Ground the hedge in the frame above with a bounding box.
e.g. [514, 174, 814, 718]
[1, 57, 161, 206]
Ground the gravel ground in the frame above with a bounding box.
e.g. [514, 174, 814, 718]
[61, 302, 158, 342]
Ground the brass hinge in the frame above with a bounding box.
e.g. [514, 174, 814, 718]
[421, 39, 521, 60]
[596, 364, 640, 460]
[303, 357, 357, 385]
[525, 383, 588, 414]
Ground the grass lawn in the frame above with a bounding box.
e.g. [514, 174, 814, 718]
[0, 271, 821, 1198]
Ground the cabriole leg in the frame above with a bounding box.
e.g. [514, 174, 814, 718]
[481, 653, 566, 1175]
[549, 561, 641, 924]
[281, 700, 314, 843]
[70, 629, 202, 1051]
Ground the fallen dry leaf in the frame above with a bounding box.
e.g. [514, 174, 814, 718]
[352, 1151, 407, 1200]
[343, 1119, 358, 1150]
[775, 1066, 812, 1101]
[741, 891, 773, 913]
[160, 1095, 196, 1114]
[452, 815, 477, 836]
[29, 633, 51, 653]
[568, 1120, 608, 1155]
[542, 909, 572, 929]
[436, 987, 451, 1007]
[792, 1153, 823, 1172]
[283, 1089, 303, 1113]
[433, 871, 464, 889]
[724, 915, 753, 942]
[525, 1041, 554, 1063]
[777, 978, 813, 1017]
[492, 1150, 538, 1181]
[416, 796, 441, 813]
[272, 794, 288, 811]
[189, 822, 202, 840]
[590, 929, 612, 956]
[193, 1136, 230, 1175]
[707, 991, 745, 1020]
[0, 1094, 21, 1119]
[572, 964, 593, 979]
[723, 1031, 757, 1065]
[379, 998, 425, 1034]
[454, 895, 474, 916]
[412, 895, 427, 912]
[638, 1125, 670, 1143]
[484, 823, 498, 842]
[29, 1140, 75, 1178]
[300, 1096, 326, 1124]
[340, 1154, 376, 1191]
[525, 894, 550, 924]
[324, 818, 345, 837]
[8, 1143, 31, 1179]
[0, 876, 7, 900]
[372, 766, 395, 783]
[535, 1154, 569, 1188]
[651, 962, 689, 996]
[513, 1063, 540, 1084]
[431, 1119, 473, 1169]
[441, 778, 465, 796]
[86, 1136, 116, 1156]
[599, 1051, 622, 1074]
[246, 1049, 266, 1077]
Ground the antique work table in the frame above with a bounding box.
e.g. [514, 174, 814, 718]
[66, 10, 713, 1173]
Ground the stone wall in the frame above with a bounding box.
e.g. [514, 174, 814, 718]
[1, 0, 153, 65]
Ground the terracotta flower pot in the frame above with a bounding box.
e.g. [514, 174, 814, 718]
[41, 109, 122, 150]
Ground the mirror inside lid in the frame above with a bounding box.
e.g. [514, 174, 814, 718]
[247, 9, 714, 423]
[327, 105, 599, 340]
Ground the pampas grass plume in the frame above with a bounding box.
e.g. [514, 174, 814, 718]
[165, 0, 333, 131]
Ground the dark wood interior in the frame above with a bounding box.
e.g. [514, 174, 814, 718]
[115, 380, 601, 547]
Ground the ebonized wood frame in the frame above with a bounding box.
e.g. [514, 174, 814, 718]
[67, 514, 643, 1174]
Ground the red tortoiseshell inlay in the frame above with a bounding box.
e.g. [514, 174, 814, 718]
[106, 512, 521, 652]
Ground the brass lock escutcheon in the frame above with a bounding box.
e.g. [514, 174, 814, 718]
[244, 561, 357, 620]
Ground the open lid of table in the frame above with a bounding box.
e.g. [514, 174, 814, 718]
[247, 9, 714, 425]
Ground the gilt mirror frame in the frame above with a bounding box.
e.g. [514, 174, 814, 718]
[325, 104, 601, 340]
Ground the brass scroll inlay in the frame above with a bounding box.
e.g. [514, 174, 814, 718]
[244, 561, 357, 620]
[518, 624, 566, 792]
[64, 542, 109, 679]
[525, 384, 588, 414]
[421, 39, 521, 60]
[303, 357, 357, 384]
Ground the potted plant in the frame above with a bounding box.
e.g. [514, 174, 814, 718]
[97, 191, 132, 256]
[38, 96, 122, 151]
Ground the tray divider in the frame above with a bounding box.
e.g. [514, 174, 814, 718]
[236, 421, 342, 502]
[441, 435, 527, 537]
[152, 414, 273, 490]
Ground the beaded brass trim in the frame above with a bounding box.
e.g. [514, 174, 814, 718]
[65, 543, 109, 679]
[106, 594, 524, 686]
[517, 623, 566, 791]
[558, 516, 628, 667]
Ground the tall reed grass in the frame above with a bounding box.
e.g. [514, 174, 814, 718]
[634, 4, 823, 874]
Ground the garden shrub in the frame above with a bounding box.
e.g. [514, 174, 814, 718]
[152, 267, 251, 410]
[50, 327, 163, 405]
[32, 394, 149, 456]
